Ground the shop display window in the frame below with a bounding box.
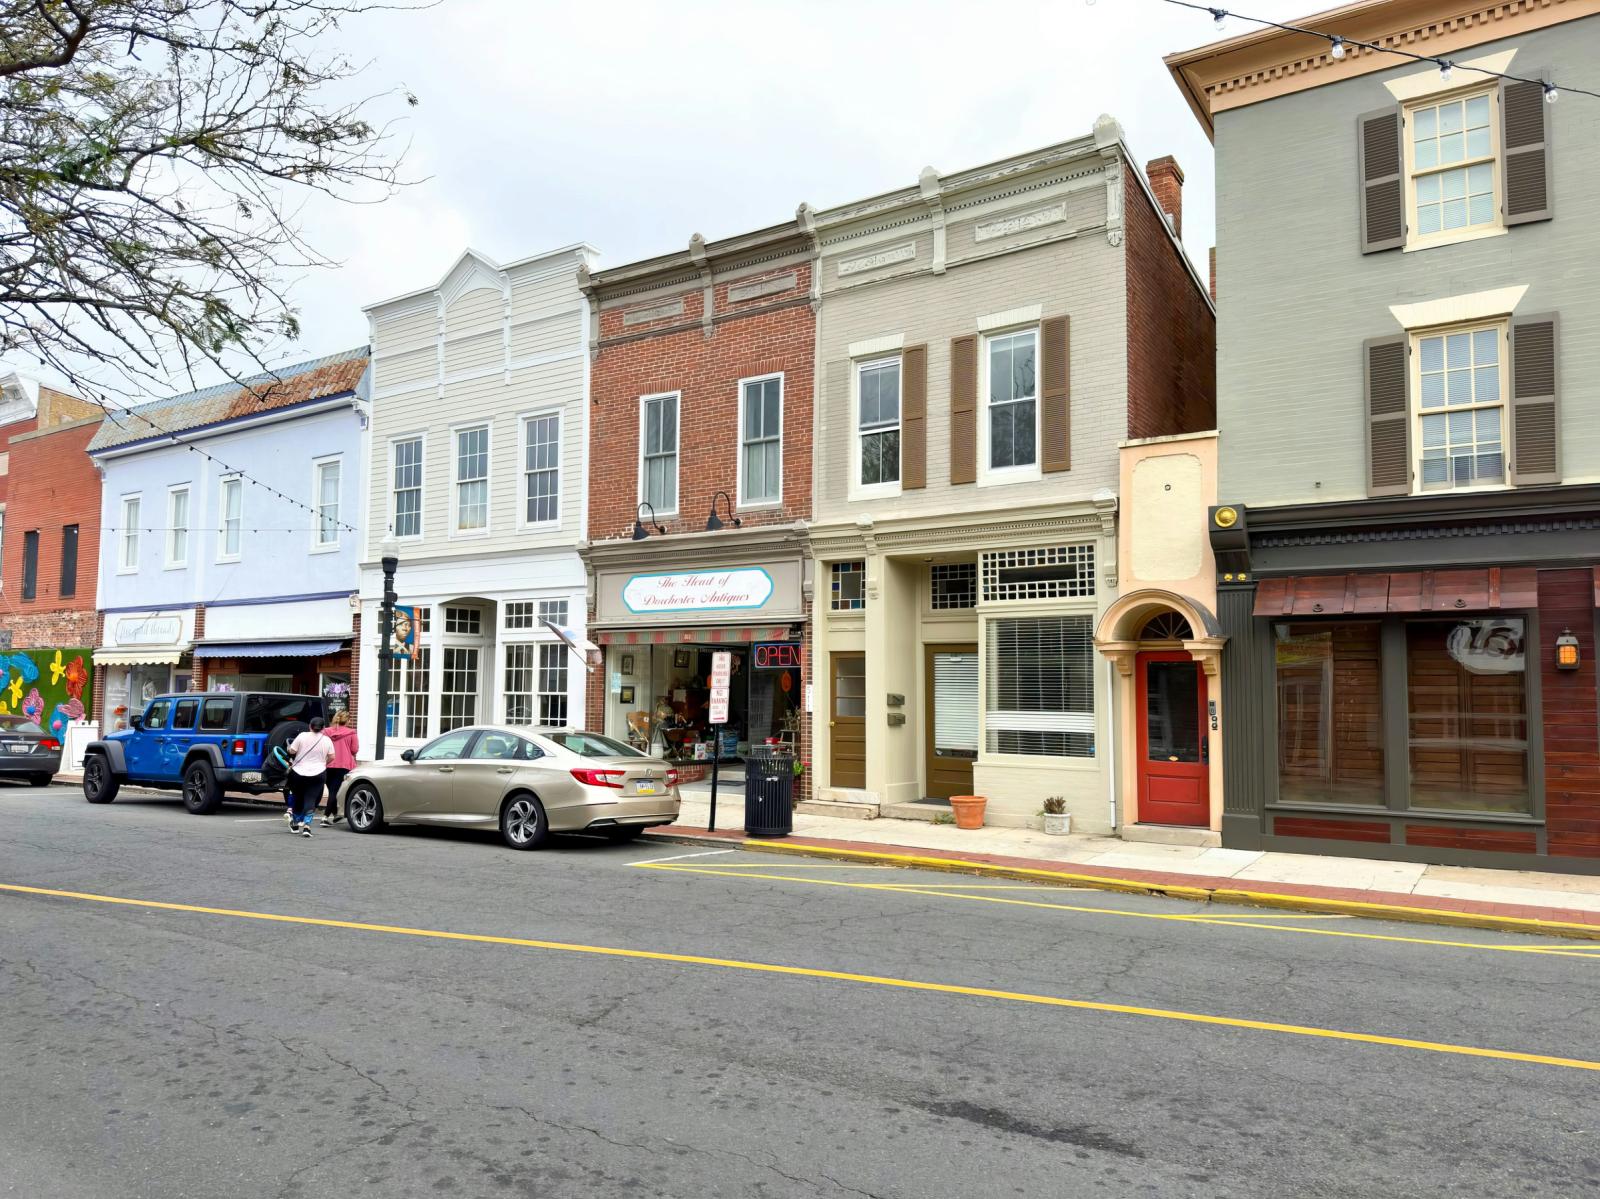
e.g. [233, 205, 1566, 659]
[607, 643, 801, 762]
[1275, 622, 1384, 807]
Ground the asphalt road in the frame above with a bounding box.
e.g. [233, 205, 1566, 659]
[3, 784, 1599, 1199]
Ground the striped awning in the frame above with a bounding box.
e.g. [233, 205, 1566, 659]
[92, 647, 187, 667]
[595, 625, 794, 646]
[193, 639, 347, 659]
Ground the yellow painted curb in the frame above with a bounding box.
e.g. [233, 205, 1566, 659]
[745, 841, 1600, 943]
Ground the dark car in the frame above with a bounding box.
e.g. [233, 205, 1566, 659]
[0, 714, 62, 786]
[82, 691, 323, 813]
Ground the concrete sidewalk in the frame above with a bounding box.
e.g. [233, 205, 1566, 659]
[655, 792, 1600, 938]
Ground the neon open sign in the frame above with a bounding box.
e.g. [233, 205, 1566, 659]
[752, 642, 802, 671]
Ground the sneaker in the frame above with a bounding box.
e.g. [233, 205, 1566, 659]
[283, 809, 293, 824]
[320, 816, 333, 827]
[299, 824, 314, 838]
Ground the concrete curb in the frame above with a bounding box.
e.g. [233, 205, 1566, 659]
[640, 832, 1600, 942]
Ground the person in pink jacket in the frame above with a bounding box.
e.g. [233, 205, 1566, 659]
[321, 709, 360, 827]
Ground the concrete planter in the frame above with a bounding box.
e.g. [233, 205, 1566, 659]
[1042, 812, 1071, 836]
[949, 794, 987, 830]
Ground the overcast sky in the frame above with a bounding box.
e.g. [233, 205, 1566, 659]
[36, 0, 1324, 392]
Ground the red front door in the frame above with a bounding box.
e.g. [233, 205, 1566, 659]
[1135, 652, 1209, 827]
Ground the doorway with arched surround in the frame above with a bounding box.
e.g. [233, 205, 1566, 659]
[1095, 590, 1226, 832]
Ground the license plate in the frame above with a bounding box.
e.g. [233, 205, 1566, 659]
[634, 782, 659, 796]
[6, 744, 30, 754]
[239, 771, 263, 784]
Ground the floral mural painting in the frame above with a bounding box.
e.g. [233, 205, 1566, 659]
[0, 648, 94, 730]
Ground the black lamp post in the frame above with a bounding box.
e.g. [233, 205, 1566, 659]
[632, 501, 666, 540]
[373, 543, 399, 761]
[705, 490, 742, 532]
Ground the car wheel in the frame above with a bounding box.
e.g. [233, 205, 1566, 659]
[83, 754, 119, 804]
[604, 825, 645, 843]
[500, 793, 548, 851]
[345, 782, 385, 833]
[182, 759, 224, 814]
[29, 772, 54, 787]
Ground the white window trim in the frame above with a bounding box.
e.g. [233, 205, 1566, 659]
[851, 355, 903, 501]
[516, 408, 562, 531]
[118, 494, 141, 575]
[164, 484, 190, 570]
[977, 325, 1043, 487]
[310, 454, 343, 554]
[1408, 318, 1512, 498]
[637, 391, 681, 518]
[736, 371, 784, 511]
[449, 421, 492, 540]
[389, 432, 426, 543]
[216, 475, 243, 564]
[976, 610, 1101, 770]
[1401, 84, 1507, 255]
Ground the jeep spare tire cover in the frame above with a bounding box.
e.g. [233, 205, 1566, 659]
[265, 720, 309, 765]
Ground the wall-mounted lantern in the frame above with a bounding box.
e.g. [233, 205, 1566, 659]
[632, 502, 666, 541]
[705, 490, 742, 532]
[1556, 628, 1581, 671]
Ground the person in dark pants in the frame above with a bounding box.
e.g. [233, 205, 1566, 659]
[286, 717, 334, 838]
[321, 709, 358, 827]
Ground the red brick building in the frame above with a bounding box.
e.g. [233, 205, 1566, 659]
[0, 377, 102, 648]
[579, 221, 815, 795]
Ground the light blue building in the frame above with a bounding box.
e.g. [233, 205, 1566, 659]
[88, 349, 370, 730]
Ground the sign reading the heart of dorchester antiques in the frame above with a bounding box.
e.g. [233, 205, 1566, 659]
[622, 569, 774, 614]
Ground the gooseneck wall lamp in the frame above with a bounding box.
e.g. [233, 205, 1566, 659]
[706, 490, 742, 532]
[632, 502, 666, 541]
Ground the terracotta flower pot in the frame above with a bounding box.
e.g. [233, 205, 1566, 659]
[948, 794, 987, 830]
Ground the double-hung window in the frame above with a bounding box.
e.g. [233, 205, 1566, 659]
[313, 457, 341, 549]
[166, 486, 190, 569]
[59, 524, 78, 598]
[1406, 90, 1499, 246]
[454, 426, 489, 533]
[20, 530, 37, 600]
[1416, 323, 1506, 491]
[986, 615, 1095, 758]
[640, 393, 679, 514]
[218, 477, 242, 561]
[522, 413, 560, 525]
[392, 436, 423, 538]
[983, 329, 1039, 477]
[739, 375, 782, 506]
[119, 496, 140, 572]
[856, 358, 901, 490]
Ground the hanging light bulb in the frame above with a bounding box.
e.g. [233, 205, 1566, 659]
[1329, 37, 1346, 60]
[1438, 59, 1453, 83]
[1544, 82, 1559, 104]
[1211, 7, 1226, 29]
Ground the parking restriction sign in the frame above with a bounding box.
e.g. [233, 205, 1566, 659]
[708, 650, 732, 725]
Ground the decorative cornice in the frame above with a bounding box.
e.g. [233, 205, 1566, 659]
[1165, 0, 1600, 138]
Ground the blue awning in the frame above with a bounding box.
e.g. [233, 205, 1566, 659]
[192, 639, 346, 660]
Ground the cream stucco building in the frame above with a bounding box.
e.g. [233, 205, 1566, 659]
[806, 117, 1215, 831]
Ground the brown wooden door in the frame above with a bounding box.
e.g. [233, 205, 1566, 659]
[829, 652, 866, 789]
[924, 643, 977, 799]
[1136, 652, 1209, 827]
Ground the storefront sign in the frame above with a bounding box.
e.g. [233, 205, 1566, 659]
[622, 569, 774, 615]
[116, 616, 182, 646]
[753, 642, 802, 671]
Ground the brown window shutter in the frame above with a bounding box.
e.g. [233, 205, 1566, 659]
[1040, 316, 1071, 473]
[1357, 108, 1405, 253]
[1364, 335, 1409, 496]
[1501, 77, 1552, 225]
[1511, 313, 1560, 484]
[901, 344, 927, 489]
[949, 335, 977, 485]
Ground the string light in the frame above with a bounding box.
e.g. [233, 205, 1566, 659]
[1163, 2, 1598, 102]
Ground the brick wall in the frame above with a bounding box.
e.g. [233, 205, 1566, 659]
[0, 412, 39, 511]
[2, 417, 101, 636]
[588, 262, 815, 540]
[90, 610, 106, 729]
[190, 606, 206, 690]
[1124, 170, 1216, 440]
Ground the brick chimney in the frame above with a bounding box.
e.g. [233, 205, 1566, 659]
[1145, 156, 1184, 239]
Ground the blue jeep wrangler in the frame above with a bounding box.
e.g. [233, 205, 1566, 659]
[82, 691, 324, 814]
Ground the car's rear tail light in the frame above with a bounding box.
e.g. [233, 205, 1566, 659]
[232, 739, 246, 755]
[570, 768, 626, 789]
[665, 769, 679, 787]
[38, 738, 59, 751]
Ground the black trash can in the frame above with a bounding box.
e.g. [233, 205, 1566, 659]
[744, 744, 794, 838]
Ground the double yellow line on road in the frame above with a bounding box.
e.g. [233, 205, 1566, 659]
[5, 880, 1599, 1074]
